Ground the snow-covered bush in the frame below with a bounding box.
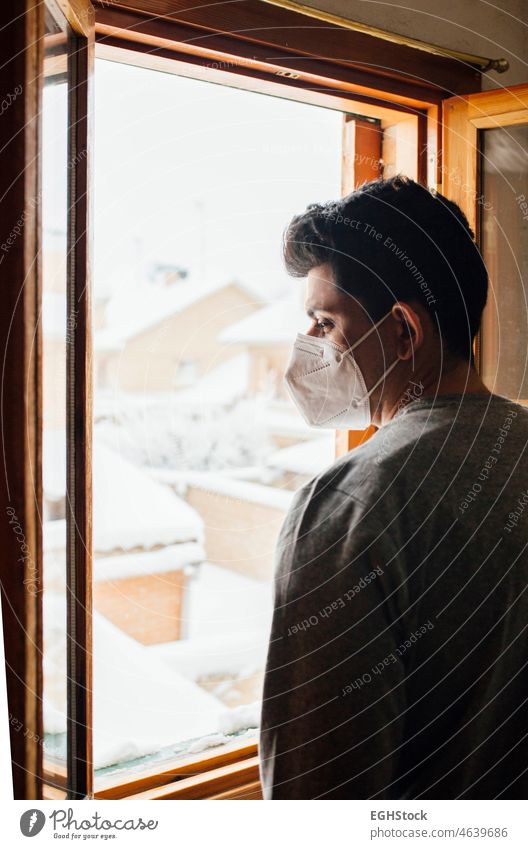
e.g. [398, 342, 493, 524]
[96, 396, 274, 472]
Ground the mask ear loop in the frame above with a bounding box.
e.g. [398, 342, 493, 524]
[340, 309, 398, 409]
[349, 357, 400, 409]
[340, 309, 393, 358]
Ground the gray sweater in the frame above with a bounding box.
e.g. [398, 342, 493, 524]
[259, 392, 528, 799]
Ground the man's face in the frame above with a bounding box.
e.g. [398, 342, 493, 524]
[304, 263, 395, 396]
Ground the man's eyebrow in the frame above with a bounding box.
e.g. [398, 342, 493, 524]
[305, 305, 335, 317]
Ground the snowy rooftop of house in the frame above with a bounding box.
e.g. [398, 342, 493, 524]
[43, 592, 224, 769]
[261, 401, 325, 441]
[180, 472, 295, 512]
[44, 575, 266, 769]
[43, 430, 203, 553]
[95, 274, 260, 351]
[93, 543, 204, 581]
[219, 291, 307, 346]
[267, 436, 335, 476]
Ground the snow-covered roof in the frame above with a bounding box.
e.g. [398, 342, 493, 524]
[219, 291, 306, 346]
[267, 436, 335, 476]
[96, 442, 203, 552]
[182, 471, 295, 512]
[94, 612, 222, 769]
[150, 561, 272, 679]
[95, 275, 257, 351]
[94, 542, 204, 581]
[43, 431, 203, 553]
[187, 561, 272, 641]
[43, 592, 224, 769]
[44, 596, 261, 769]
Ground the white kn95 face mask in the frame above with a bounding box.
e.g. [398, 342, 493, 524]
[284, 310, 399, 429]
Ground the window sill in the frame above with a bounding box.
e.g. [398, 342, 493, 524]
[94, 738, 260, 800]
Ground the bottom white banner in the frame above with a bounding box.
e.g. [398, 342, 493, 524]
[3, 800, 527, 849]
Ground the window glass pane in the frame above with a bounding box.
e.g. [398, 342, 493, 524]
[92, 59, 343, 784]
[480, 124, 528, 398]
[42, 11, 68, 788]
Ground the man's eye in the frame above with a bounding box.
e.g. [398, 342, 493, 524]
[316, 319, 333, 332]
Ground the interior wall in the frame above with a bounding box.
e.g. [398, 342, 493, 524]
[298, 0, 527, 90]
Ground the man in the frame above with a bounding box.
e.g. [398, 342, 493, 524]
[259, 175, 528, 799]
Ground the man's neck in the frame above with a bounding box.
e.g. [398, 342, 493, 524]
[420, 358, 491, 399]
[379, 359, 491, 426]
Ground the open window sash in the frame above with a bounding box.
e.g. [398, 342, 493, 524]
[442, 85, 528, 400]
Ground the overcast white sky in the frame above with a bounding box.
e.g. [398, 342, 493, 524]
[92, 59, 343, 301]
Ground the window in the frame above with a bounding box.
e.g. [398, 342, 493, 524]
[87, 58, 343, 790]
[48, 29, 433, 802]
[86, 39, 429, 793]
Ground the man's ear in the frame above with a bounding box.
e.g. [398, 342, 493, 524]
[391, 301, 424, 361]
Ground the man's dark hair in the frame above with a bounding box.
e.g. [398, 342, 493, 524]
[283, 175, 488, 361]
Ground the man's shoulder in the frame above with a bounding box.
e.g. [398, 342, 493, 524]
[312, 424, 417, 496]
[284, 438, 386, 518]
[306, 409, 456, 509]
[314, 395, 528, 501]
[293, 395, 528, 507]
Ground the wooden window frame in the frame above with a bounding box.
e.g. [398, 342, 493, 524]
[442, 86, 528, 235]
[94, 739, 260, 800]
[92, 0, 482, 108]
